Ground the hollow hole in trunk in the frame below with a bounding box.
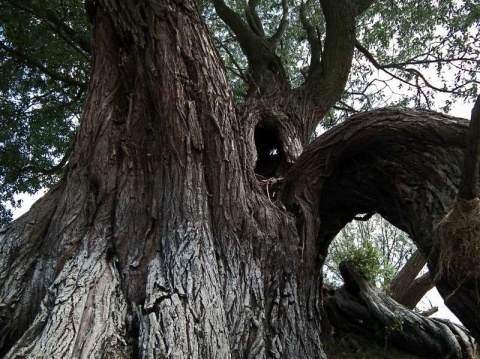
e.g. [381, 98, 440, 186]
[254, 121, 285, 178]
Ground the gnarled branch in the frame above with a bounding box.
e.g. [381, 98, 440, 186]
[325, 262, 478, 358]
[279, 108, 480, 340]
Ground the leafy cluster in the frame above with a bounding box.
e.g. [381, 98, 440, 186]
[324, 214, 415, 290]
[0, 0, 90, 224]
[203, 0, 479, 121]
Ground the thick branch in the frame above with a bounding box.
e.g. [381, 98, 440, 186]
[458, 95, 480, 200]
[302, 0, 357, 111]
[245, 0, 265, 37]
[212, 0, 260, 55]
[7, 0, 91, 55]
[325, 262, 478, 358]
[268, 0, 289, 48]
[354, 0, 376, 16]
[397, 272, 434, 309]
[213, 0, 289, 96]
[389, 250, 427, 308]
[299, 0, 322, 75]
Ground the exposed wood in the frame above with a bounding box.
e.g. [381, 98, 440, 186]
[389, 250, 433, 309]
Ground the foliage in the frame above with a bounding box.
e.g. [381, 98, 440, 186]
[203, 0, 479, 120]
[324, 214, 414, 290]
[1, 0, 479, 224]
[0, 0, 90, 225]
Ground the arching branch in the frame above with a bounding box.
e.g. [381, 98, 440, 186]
[279, 108, 480, 340]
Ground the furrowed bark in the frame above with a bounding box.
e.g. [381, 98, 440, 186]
[280, 108, 480, 341]
[325, 262, 478, 358]
[1, 0, 327, 357]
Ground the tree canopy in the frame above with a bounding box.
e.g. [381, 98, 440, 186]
[0, 0, 89, 223]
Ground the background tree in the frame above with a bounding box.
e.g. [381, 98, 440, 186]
[0, 0, 479, 358]
[0, 0, 90, 224]
[325, 215, 435, 310]
[324, 214, 414, 289]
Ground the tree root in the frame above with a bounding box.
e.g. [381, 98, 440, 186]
[324, 262, 478, 359]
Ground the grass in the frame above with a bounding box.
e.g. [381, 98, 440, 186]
[323, 333, 423, 359]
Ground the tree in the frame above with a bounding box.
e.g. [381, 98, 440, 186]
[0, 0, 89, 224]
[324, 214, 415, 290]
[0, 0, 479, 358]
[325, 215, 435, 310]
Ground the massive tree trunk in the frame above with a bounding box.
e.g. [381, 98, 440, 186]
[0, 0, 478, 358]
[1, 1, 324, 357]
